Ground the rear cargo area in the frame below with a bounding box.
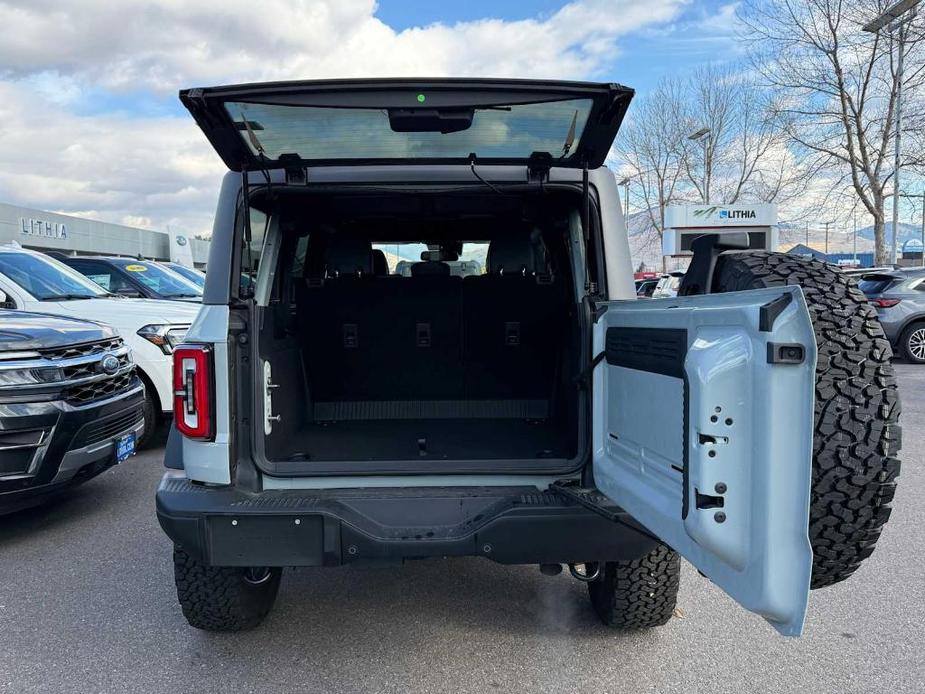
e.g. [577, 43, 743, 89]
[253, 189, 586, 469]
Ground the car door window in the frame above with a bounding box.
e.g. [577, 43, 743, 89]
[69, 261, 137, 294]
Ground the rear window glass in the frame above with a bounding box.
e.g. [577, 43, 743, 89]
[226, 99, 592, 161]
[858, 276, 898, 294]
[374, 243, 487, 277]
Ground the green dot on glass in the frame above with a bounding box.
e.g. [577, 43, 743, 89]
[416, 94, 426, 103]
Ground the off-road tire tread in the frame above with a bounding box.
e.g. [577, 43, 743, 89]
[173, 546, 281, 631]
[714, 251, 902, 589]
[588, 544, 680, 629]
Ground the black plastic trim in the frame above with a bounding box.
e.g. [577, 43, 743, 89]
[759, 293, 793, 332]
[604, 327, 687, 379]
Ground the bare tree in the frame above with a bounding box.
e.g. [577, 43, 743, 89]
[680, 65, 809, 206]
[740, 0, 925, 264]
[618, 78, 689, 271]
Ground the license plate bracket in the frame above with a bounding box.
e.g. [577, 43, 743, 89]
[115, 432, 136, 463]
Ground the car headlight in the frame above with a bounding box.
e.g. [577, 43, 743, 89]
[137, 325, 189, 355]
[0, 351, 65, 388]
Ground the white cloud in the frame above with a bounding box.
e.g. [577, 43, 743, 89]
[0, 0, 685, 235]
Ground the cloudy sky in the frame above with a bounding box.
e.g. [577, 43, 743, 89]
[0, 0, 742, 237]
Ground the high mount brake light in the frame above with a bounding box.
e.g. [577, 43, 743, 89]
[173, 345, 214, 440]
[870, 298, 901, 308]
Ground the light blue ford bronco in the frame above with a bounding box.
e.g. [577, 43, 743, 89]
[157, 78, 901, 636]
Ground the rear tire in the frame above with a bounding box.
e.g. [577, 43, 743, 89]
[713, 251, 902, 589]
[899, 321, 925, 364]
[588, 544, 680, 629]
[173, 546, 282, 631]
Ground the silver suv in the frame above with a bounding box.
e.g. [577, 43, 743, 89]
[156, 79, 901, 637]
[858, 268, 925, 363]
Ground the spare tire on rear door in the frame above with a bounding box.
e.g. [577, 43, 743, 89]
[711, 251, 902, 589]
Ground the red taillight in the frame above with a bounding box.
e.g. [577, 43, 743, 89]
[870, 298, 901, 308]
[173, 345, 214, 441]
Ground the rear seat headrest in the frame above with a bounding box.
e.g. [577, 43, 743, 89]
[372, 249, 389, 276]
[486, 232, 546, 276]
[325, 237, 373, 277]
[410, 260, 451, 276]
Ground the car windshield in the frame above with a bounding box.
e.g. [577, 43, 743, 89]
[0, 252, 107, 300]
[109, 259, 203, 297]
[166, 263, 206, 289]
[858, 275, 898, 295]
[226, 99, 593, 161]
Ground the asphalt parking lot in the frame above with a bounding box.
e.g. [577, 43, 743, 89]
[1, 365, 922, 694]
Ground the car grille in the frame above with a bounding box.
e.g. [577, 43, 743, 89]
[71, 406, 144, 448]
[65, 371, 136, 405]
[38, 338, 123, 361]
[59, 351, 132, 382]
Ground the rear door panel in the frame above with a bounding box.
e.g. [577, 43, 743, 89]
[593, 287, 816, 636]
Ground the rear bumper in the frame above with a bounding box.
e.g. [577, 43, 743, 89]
[155, 472, 656, 567]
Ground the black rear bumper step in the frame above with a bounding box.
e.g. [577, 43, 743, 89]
[156, 473, 656, 568]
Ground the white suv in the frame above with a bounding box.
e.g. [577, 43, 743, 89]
[0, 246, 199, 445]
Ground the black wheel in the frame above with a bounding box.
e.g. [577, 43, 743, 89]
[713, 251, 902, 589]
[899, 321, 925, 364]
[588, 543, 680, 629]
[136, 387, 158, 449]
[173, 546, 282, 631]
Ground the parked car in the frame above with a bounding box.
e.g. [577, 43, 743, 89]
[53, 255, 202, 302]
[651, 271, 685, 298]
[157, 78, 900, 637]
[162, 261, 206, 291]
[858, 267, 925, 363]
[0, 310, 144, 514]
[635, 277, 659, 298]
[0, 247, 199, 445]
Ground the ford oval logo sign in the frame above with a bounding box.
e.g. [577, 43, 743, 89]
[100, 354, 120, 375]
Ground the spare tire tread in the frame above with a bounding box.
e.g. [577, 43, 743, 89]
[714, 251, 901, 589]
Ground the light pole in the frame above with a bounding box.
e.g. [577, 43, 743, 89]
[688, 127, 711, 203]
[853, 208, 858, 265]
[822, 220, 835, 256]
[863, 0, 921, 265]
[617, 176, 631, 216]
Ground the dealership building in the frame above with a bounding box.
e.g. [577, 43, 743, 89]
[0, 202, 210, 267]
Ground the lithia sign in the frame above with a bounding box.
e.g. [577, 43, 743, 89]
[667, 203, 777, 228]
[20, 217, 68, 239]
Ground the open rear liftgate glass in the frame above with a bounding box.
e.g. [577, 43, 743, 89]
[592, 287, 816, 636]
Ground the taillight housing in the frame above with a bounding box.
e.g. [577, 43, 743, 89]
[870, 298, 901, 308]
[173, 345, 214, 441]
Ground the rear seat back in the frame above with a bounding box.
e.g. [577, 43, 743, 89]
[296, 232, 565, 409]
[463, 231, 566, 400]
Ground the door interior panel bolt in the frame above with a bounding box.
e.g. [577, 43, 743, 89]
[714, 483, 727, 494]
[714, 512, 727, 523]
